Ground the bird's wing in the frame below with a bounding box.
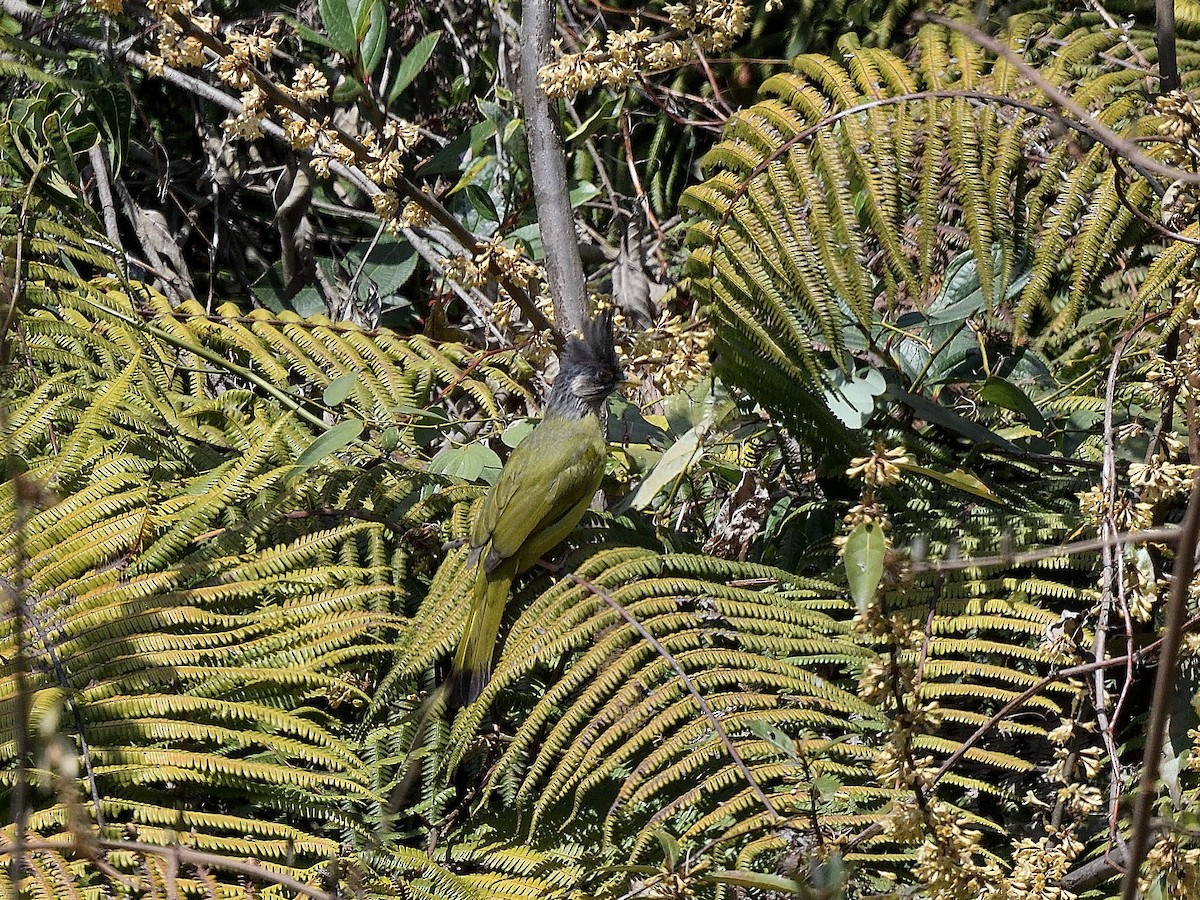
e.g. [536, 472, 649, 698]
[470, 414, 604, 571]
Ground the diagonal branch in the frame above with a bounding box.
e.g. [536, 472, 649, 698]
[0, 837, 335, 900]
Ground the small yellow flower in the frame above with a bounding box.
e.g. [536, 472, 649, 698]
[284, 116, 321, 150]
[290, 64, 329, 102]
[398, 200, 431, 229]
[846, 446, 909, 487]
[372, 192, 400, 221]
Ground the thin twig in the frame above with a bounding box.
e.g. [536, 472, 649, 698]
[566, 571, 784, 822]
[907, 524, 1183, 576]
[1121, 478, 1200, 897]
[1112, 155, 1200, 247]
[620, 112, 666, 247]
[0, 837, 335, 900]
[87, 144, 122, 249]
[1085, 0, 1151, 71]
[1096, 318, 1148, 841]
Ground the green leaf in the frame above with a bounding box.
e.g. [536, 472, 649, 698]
[465, 184, 499, 223]
[844, 521, 886, 612]
[569, 180, 600, 208]
[420, 129, 471, 176]
[927, 250, 990, 324]
[662, 376, 733, 434]
[979, 375, 1047, 432]
[41, 112, 84, 183]
[323, 373, 358, 407]
[89, 83, 132, 173]
[887, 385, 1021, 453]
[565, 93, 619, 142]
[429, 443, 503, 484]
[290, 419, 363, 478]
[282, 15, 339, 50]
[331, 75, 365, 103]
[500, 418, 536, 448]
[318, 0, 357, 59]
[356, 0, 387, 78]
[388, 31, 441, 104]
[468, 117, 498, 157]
[747, 719, 798, 759]
[392, 404, 449, 423]
[656, 832, 680, 870]
[896, 462, 1002, 503]
[812, 772, 842, 801]
[927, 245, 1033, 324]
[627, 426, 701, 510]
[346, 235, 417, 297]
[607, 398, 669, 445]
[824, 368, 885, 429]
[449, 154, 494, 195]
[476, 98, 512, 133]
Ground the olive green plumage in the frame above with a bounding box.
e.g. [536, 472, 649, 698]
[449, 309, 623, 704]
[388, 312, 622, 814]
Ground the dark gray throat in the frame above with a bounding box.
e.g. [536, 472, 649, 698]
[544, 383, 600, 420]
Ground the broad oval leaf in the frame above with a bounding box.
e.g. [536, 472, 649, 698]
[844, 520, 886, 612]
[356, 0, 387, 78]
[322, 373, 359, 407]
[292, 418, 363, 474]
[429, 443, 503, 484]
[318, 0, 357, 60]
[896, 462, 1002, 503]
[979, 375, 1047, 432]
[628, 426, 701, 510]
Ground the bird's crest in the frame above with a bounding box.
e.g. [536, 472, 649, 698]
[555, 308, 622, 408]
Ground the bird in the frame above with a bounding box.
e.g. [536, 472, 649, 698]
[448, 308, 624, 705]
[387, 309, 623, 816]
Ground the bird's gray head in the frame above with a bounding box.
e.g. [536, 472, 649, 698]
[546, 309, 624, 417]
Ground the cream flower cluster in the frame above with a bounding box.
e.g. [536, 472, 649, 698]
[539, 0, 752, 99]
[445, 241, 543, 291]
[625, 308, 713, 396]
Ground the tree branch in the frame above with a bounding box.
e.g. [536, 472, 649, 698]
[519, 0, 588, 336]
[1121, 474, 1200, 899]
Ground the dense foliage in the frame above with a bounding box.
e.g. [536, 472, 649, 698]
[7, 0, 1200, 898]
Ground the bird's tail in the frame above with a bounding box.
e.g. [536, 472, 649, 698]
[387, 561, 512, 815]
[447, 560, 513, 706]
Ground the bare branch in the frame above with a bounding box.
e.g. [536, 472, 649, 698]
[0, 837, 336, 900]
[908, 524, 1183, 575]
[519, 0, 587, 336]
[1122, 474, 1200, 898]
